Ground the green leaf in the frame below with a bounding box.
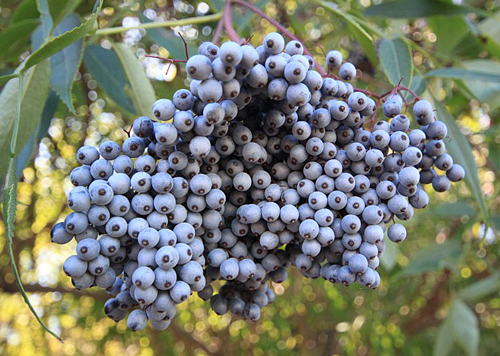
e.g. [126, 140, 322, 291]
[380, 239, 399, 272]
[348, 22, 378, 66]
[449, 299, 479, 356]
[426, 68, 500, 83]
[83, 45, 135, 113]
[477, 14, 500, 59]
[409, 74, 427, 97]
[49, 0, 83, 27]
[209, 0, 224, 11]
[12, 0, 40, 24]
[235, 0, 269, 33]
[49, 14, 84, 112]
[365, 0, 481, 18]
[142, 16, 197, 60]
[0, 61, 51, 178]
[23, 0, 102, 73]
[0, 19, 40, 60]
[459, 273, 500, 302]
[321, 1, 373, 42]
[2, 73, 62, 343]
[433, 318, 454, 356]
[112, 43, 156, 118]
[428, 201, 476, 218]
[458, 60, 500, 106]
[428, 16, 469, 55]
[398, 241, 462, 277]
[433, 100, 489, 225]
[378, 37, 413, 90]
[36, 0, 53, 39]
[15, 90, 59, 176]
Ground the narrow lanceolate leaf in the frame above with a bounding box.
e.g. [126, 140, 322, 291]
[427, 68, 500, 83]
[449, 299, 480, 356]
[36, 0, 53, 39]
[398, 240, 462, 277]
[112, 43, 156, 118]
[3, 74, 62, 343]
[83, 45, 135, 113]
[378, 37, 413, 90]
[50, 14, 84, 112]
[11, 0, 40, 24]
[459, 273, 500, 302]
[321, 1, 373, 42]
[0, 61, 51, 178]
[48, 0, 83, 27]
[16, 90, 59, 176]
[459, 60, 500, 106]
[0, 19, 40, 60]
[433, 100, 489, 225]
[409, 74, 427, 97]
[23, 0, 102, 73]
[365, 0, 482, 18]
[433, 317, 454, 356]
[428, 16, 469, 55]
[348, 22, 378, 66]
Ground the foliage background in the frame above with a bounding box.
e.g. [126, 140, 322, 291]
[0, 0, 499, 355]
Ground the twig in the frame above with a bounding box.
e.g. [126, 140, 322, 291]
[177, 32, 190, 59]
[243, 34, 254, 45]
[398, 86, 421, 101]
[353, 88, 381, 100]
[145, 55, 187, 75]
[92, 13, 223, 36]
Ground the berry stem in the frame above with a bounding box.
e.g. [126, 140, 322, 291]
[398, 86, 421, 101]
[353, 88, 381, 100]
[177, 32, 190, 60]
[230, 0, 327, 76]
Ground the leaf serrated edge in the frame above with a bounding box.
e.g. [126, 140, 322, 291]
[50, 15, 85, 114]
[23, 0, 102, 73]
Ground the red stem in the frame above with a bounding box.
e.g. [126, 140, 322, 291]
[354, 88, 381, 100]
[231, 0, 327, 76]
[398, 86, 420, 100]
[228, 1, 422, 102]
[145, 55, 187, 62]
[177, 32, 190, 59]
[223, 1, 241, 42]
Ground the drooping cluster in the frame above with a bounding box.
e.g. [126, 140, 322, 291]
[51, 32, 465, 331]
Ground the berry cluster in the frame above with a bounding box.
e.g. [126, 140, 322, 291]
[51, 33, 465, 332]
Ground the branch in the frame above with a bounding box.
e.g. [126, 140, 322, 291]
[93, 12, 223, 36]
[231, 0, 327, 76]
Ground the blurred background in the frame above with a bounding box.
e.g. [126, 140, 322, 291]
[0, 0, 499, 355]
